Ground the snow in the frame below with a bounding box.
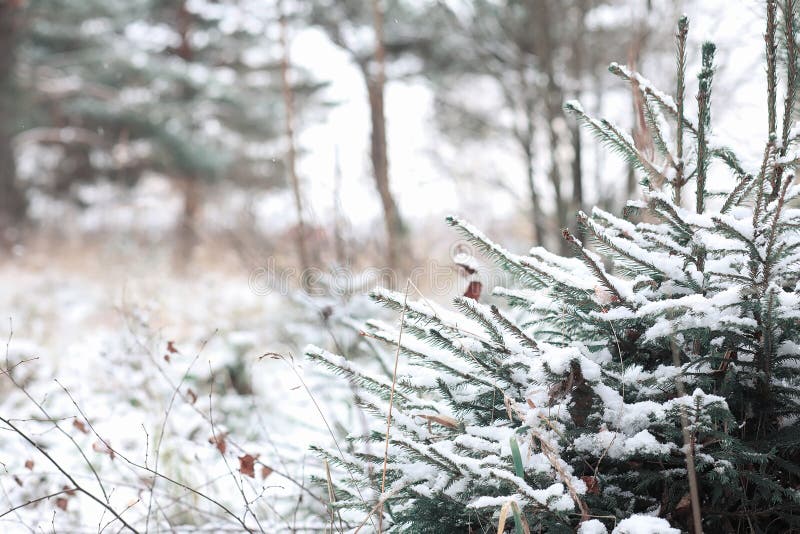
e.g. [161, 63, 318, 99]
[612, 515, 680, 533]
[623, 430, 675, 457]
[579, 519, 609, 534]
[0, 261, 385, 531]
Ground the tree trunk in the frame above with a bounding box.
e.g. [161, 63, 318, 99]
[523, 136, 544, 247]
[175, 176, 200, 269]
[172, 0, 200, 269]
[534, 0, 568, 253]
[368, 0, 404, 270]
[515, 46, 545, 247]
[332, 145, 347, 266]
[0, 0, 27, 243]
[625, 1, 652, 201]
[279, 1, 312, 291]
[570, 0, 587, 241]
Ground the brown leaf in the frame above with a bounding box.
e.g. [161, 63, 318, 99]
[167, 341, 178, 354]
[675, 492, 692, 517]
[208, 433, 227, 454]
[581, 475, 600, 495]
[72, 419, 89, 434]
[24, 459, 34, 470]
[92, 441, 116, 461]
[238, 454, 258, 478]
[715, 349, 737, 374]
[463, 281, 482, 301]
[417, 414, 460, 429]
[186, 388, 197, 405]
[62, 485, 76, 496]
[56, 497, 68, 511]
[261, 466, 273, 479]
[625, 329, 642, 342]
[163, 354, 171, 363]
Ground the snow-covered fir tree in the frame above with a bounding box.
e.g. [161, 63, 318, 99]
[308, 4, 800, 532]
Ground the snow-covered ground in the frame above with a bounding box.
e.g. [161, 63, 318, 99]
[0, 254, 383, 531]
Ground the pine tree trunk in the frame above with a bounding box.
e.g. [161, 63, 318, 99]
[523, 140, 544, 247]
[175, 176, 200, 269]
[0, 1, 27, 243]
[172, 0, 199, 270]
[534, 0, 568, 253]
[516, 47, 545, 247]
[279, 1, 312, 291]
[368, 0, 404, 270]
[332, 145, 347, 266]
[571, 1, 587, 241]
[625, 3, 651, 201]
[571, 123, 583, 219]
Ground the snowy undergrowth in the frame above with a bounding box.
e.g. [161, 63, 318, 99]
[0, 262, 379, 532]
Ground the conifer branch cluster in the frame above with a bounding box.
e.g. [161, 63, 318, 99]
[309, 5, 800, 532]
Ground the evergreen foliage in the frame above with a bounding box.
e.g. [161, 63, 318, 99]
[19, 0, 326, 196]
[309, 5, 800, 533]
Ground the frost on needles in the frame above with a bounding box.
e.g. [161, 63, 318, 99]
[307, 6, 800, 533]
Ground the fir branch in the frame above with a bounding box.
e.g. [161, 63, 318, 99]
[676, 15, 689, 203]
[768, 0, 779, 136]
[782, 0, 798, 150]
[489, 304, 538, 350]
[608, 61, 698, 137]
[696, 42, 716, 214]
[563, 224, 630, 308]
[452, 297, 506, 348]
[565, 100, 667, 188]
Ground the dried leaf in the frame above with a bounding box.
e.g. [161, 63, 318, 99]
[580, 475, 600, 495]
[208, 433, 227, 454]
[167, 341, 178, 354]
[24, 459, 34, 470]
[238, 454, 257, 478]
[417, 414, 460, 429]
[261, 466, 273, 479]
[675, 493, 691, 513]
[163, 354, 171, 362]
[593, 285, 619, 305]
[463, 281, 482, 301]
[56, 497, 68, 511]
[186, 388, 197, 405]
[62, 485, 76, 496]
[72, 419, 89, 434]
[715, 349, 737, 374]
[92, 441, 116, 461]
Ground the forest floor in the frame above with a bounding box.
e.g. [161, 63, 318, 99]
[0, 239, 367, 532]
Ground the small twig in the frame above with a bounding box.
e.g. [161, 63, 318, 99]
[0, 356, 39, 378]
[3, 320, 111, 503]
[146, 332, 215, 531]
[378, 279, 409, 532]
[56, 383, 255, 533]
[0, 487, 77, 519]
[0, 415, 139, 533]
[206, 362, 265, 533]
[265, 352, 377, 532]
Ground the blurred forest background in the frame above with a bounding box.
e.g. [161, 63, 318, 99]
[1, 0, 753, 278]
